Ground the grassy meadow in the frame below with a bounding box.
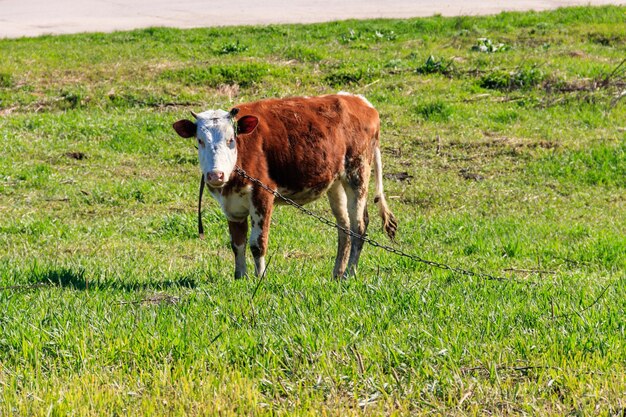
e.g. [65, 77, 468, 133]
[1, 5, 626, 415]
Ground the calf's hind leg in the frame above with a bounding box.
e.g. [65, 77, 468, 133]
[327, 180, 351, 278]
[343, 161, 371, 278]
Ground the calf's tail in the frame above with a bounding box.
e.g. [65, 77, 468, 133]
[373, 146, 398, 241]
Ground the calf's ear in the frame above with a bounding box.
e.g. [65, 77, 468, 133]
[173, 120, 197, 138]
[237, 115, 258, 135]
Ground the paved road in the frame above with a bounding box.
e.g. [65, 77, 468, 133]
[1, 0, 624, 38]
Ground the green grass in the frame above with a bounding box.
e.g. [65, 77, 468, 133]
[1, 5, 626, 415]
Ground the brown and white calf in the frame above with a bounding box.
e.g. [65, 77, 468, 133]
[173, 93, 397, 279]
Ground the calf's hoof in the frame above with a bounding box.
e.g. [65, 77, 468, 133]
[234, 271, 248, 280]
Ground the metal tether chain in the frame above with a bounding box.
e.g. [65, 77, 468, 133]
[234, 166, 513, 282]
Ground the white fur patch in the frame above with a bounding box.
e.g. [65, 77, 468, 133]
[249, 209, 263, 246]
[210, 185, 252, 221]
[337, 91, 375, 108]
[249, 209, 266, 276]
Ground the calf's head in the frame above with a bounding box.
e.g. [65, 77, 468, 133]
[173, 109, 258, 188]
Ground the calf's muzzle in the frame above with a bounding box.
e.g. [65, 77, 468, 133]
[206, 171, 225, 187]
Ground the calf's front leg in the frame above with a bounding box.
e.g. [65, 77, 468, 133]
[249, 192, 275, 277]
[228, 219, 248, 279]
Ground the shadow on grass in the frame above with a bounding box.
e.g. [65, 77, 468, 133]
[27, 267, 198, 291]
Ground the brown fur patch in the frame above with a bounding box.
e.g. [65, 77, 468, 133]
[228, 220, 248, 247]
[233, 94, 378, 194]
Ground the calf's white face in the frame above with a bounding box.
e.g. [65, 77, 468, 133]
[196, 110, 237, 187]
[173, 109, 258, 188]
